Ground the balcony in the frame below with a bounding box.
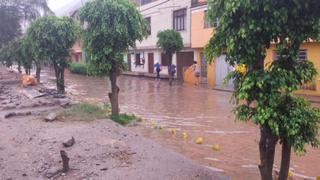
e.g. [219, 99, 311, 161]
[191, 0, 207, 8]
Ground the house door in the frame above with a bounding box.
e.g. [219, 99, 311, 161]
[200, 52, 207, 78]
[127, 53, 131, 71]
[176, 52, 194, 80]
[215, 55, 233, 88]
[148, 53, 154, 73]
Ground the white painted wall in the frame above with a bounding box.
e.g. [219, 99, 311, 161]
[125, 0, 193, 76]
[136, 0, 192, 49]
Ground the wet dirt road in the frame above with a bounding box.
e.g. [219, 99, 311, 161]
[43, 68, 320, 180]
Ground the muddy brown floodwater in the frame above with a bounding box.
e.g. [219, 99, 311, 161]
[42, 68, 320, 180]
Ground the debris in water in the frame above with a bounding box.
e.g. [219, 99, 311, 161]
[182, 132, 188, 140]
[171, 128, 177, 136]
[196, 137, 204, 144]
[288, 170, 294, 179]
[211, 144, 220, 151]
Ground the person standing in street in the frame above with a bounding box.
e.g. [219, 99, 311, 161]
[154, 61, 162, 81]
[193, 61, 200, 86]
[169, 64, 176, 85]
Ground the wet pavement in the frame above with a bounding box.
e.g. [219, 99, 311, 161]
[41, 68, 319, 180]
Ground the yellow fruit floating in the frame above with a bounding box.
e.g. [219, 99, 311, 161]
[182, 132, 188, 140]
[288, 170, 294, 179]
[196, 137, 204, 144]
[212, 144, 221, 151]
[171, 128, 177, 135]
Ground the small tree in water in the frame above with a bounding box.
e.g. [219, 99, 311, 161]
[79, 0, 147, 116]
[205, 1, 320, 180]
[27, 16, 79, 93]
[157, 29, 183, 85]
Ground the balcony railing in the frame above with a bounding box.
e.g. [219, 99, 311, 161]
[191, 0, 207, 8]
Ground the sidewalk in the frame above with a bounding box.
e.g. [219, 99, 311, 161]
[121, 71, 170, 79]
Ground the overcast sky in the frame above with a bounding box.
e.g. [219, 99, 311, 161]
[48, 0, 85, 15]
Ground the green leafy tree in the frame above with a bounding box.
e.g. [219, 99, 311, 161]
[20, 38, 34, 75]
[27, 16, 79, 93]
[0, 0, 53, 47]
[79, 0, 147, 116]
[205, 1, 320, 180]
[0, 41, 16, 68]
[157, 29, 183, 85]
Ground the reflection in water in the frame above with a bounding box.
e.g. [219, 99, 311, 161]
[43, 69, 320, 180]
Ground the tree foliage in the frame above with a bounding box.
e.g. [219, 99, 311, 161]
[0, 0, 53, 47]
[205, 0, 320, 179]
[156, 29, 183, 85]
[27, 16, 79, 93]
[157, 29, 183, 56]
[79, 0, 147, 76]
[79, 0, 147, 116]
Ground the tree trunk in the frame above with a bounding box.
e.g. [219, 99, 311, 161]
[53, 62, 65, 94]
[36, 63, 41, 83]
[109, 70, 120, 116]
[167, 53, 173, 86]
[60, 150, 70, 172]
[18, 62, 22, 73]
[259, 124, 278, 180]
[278, 141, 291, 180]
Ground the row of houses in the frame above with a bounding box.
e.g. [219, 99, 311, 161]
[70, 0, 320, 96]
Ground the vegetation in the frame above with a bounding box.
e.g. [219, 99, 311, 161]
[157, 29, 183, 85]
[205, 1, 320, 180]
[69, 62, 88, 75]
[58, 103, 107, 121]
[27, 16, 79, 93]
[79, 0, 148, 116]
[111, 113, 139, 126]
[0, 0, 52, 47]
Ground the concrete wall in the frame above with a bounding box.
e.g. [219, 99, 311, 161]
[190, 5, 215, 49]
[136, 0, 192, 49]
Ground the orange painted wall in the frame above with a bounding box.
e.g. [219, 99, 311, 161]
[191, 10, 215, 48]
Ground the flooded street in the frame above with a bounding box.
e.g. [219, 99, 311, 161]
[43, 68, 320, 179]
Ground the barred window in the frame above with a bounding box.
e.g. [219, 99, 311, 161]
[204, 10, 219, 29]
[173, 8, 187, 31]
[274, 49, 307, 61]
[145, 17, 151, 35]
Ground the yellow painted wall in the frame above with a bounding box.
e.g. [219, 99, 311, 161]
[184, 7, 216, 85]
[190, 4, 320, 96]
[266, 42, 320, 96]
[191, 10, 215, 48]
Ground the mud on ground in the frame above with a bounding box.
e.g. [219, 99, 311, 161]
[0, 67, 228, 180]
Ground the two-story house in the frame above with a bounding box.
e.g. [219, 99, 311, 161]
[126, 0, 195, 80]
[186, 0, 320, 95]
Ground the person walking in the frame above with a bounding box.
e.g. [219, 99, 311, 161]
[154, 61, 162, 81]
[169, 64, 176, 85]
[193, 61, 200, 86]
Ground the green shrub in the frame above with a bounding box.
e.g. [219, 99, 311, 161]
[111, 114, 138, 125]
[69, 62, 88, 75]
[58, 103, 107, 121]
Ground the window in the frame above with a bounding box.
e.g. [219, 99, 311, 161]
[141, 0, 152, 5]
[135, 53, 141, 65]
[173, 8, 187, 31]
[274, 49, 308, 61]
[204, 10, 219, 29]
[298, 49, 307, 61]
[145, 17, 151, 35]
[161, 53, 170, 66]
